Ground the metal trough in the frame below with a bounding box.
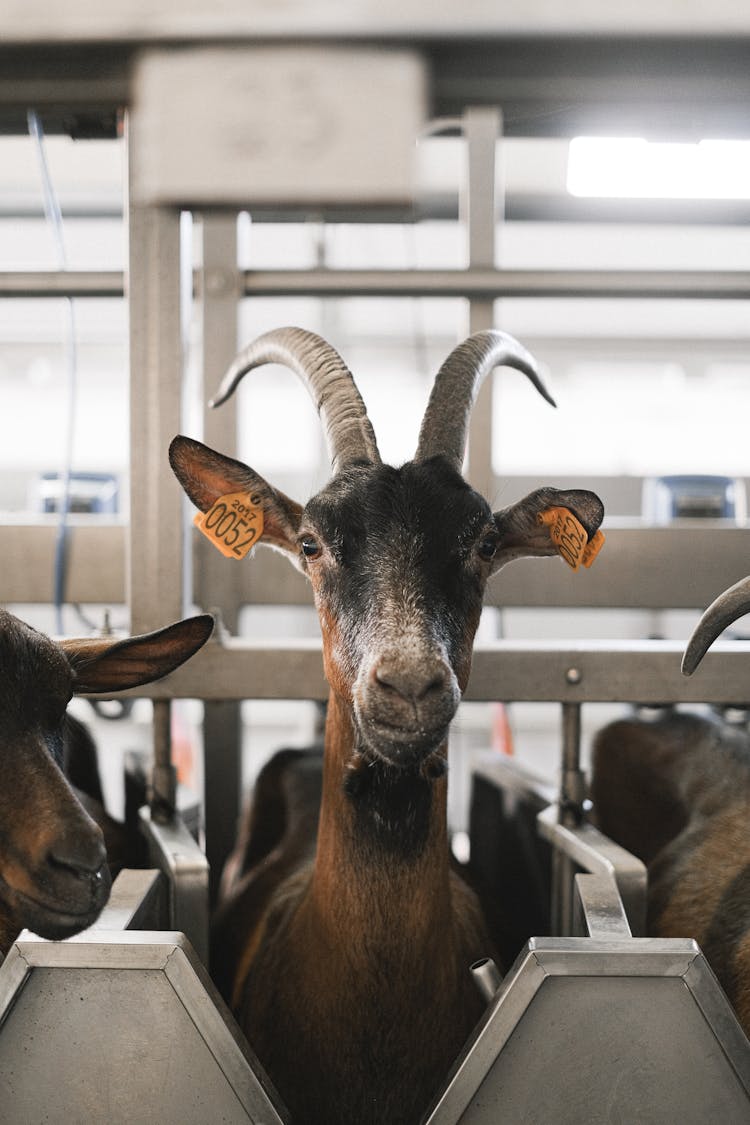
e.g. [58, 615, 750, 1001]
[433, 757, 750, 1124]
[0, 862, 288, 1123]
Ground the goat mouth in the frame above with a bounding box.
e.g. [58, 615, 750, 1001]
[0, 867, 111, 938]
[358, 716, 449, 766]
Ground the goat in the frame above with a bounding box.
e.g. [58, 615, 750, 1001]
[0, 608, 213, 957]
[591, 575, 750, 1036]
[170, 326, 605, 1124]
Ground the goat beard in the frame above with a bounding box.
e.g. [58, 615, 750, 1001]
[344, 746, 447, 798]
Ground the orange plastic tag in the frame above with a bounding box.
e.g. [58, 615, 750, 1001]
[538, 507, 604, 572]
[581, 528, 605, 569]
[194, 491, 264, 560]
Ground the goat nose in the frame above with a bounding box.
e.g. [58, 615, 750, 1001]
[373, 657, 450, 704]
[47, 829, 107, 878]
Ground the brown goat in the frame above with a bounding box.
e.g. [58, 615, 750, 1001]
[591, 575, 750, 1037]
[170, 326, 605, 1124]
[0, 609, 213, 956]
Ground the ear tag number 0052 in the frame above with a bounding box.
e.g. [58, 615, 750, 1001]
[194, 491, 264, 560]
[538, 507, 605, 572]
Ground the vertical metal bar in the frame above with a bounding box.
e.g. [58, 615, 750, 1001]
[150, 699, 176, 822]
[126, 115, 185, 636]
[195, 213, 244, 903]
[463, 106, 501, 499]
[552, 701, 585, 934]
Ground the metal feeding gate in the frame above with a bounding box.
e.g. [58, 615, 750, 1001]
[0, 842, 288, 1124]
[423, 757, 750, 1125]
[2, 762, 749, 1124]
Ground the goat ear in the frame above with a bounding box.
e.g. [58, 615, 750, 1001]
[169, 435, 303, 560]
[61, 614, 214, 694]
[491, 487, 604, 574]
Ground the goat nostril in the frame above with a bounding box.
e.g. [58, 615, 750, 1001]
[48, 835, 107, 879]
[372, 660, 449, 704]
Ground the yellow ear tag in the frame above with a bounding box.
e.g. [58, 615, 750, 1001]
[193, 491, 264, 560]
[538, 507, 605, 572]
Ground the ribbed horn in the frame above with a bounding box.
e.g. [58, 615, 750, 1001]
[415, 330, 555, 470]
[682, 575, 750, 675]
[210, 326, 381, 474]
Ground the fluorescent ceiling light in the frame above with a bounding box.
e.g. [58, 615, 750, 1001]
[567, 137, 750, 200]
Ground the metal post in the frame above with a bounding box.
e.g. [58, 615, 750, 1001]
[195, 212, 244, 903]
[463, 106, 501, 499]
[150, 699, 177, 823]
[125, 181, 185, 633]
[552, 701, 585, 934]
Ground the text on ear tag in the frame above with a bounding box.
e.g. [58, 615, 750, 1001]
[538, 507, 605, 571]
[194, 491, 264, 559]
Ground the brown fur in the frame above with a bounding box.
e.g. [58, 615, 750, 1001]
[0, 609, 212, 956]
[591, 711, 750, 1036]
[170, 419, 604, 1123]
[226, 696, 489, 1125]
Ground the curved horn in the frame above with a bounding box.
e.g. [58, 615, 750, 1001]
[682, 575, 750, 675]
[415, 330, 555, 470]
[210, 326, 381, 474]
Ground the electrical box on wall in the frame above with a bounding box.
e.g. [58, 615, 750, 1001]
[129, 45, 427, 211]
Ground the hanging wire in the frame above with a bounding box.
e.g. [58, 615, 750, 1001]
[27, 110, 83, 635]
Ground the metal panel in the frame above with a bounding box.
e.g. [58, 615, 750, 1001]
[130, 46, 427, 210]
[426, 938, 750, 1125]
[0, 931, 289, 1124]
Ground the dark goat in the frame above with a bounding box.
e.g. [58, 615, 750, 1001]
[592, 575, 750, 1036]
[170, 326, 604, 1124]
[0, 609, 213, 956]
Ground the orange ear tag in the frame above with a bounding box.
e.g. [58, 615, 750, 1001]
[538, 507, 605, 572]
[193, 491, 264, 560]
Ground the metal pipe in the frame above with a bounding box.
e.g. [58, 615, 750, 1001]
[560, 701, 585, 828]
[2, 267, 749, 300]
[240, 268, 750, 300]
[471, 957, 502, 1003]
[150, 699, 177, 823]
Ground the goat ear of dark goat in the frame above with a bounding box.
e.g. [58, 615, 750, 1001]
[169, 435, 303, 560]
[682, 574, 750, 676]
[60, 614, 214, 694]
[491, 487, 605, 574]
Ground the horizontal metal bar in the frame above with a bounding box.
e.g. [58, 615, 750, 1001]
[242, 268, 750, 300]
[2, 267, 749, 300]
[5, 522, 750, 611]
[0, 270, 124, 298]
[110, 636, 750, 705]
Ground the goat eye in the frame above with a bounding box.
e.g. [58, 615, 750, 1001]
[301, 536, 322, 560]
[477, 535, 498, 562]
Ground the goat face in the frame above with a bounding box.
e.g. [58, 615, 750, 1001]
[0, 610, 213, 949]
[302, 459, 494, 766]
[0, 612, 110, 944]
[170, 327, 604, 773]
